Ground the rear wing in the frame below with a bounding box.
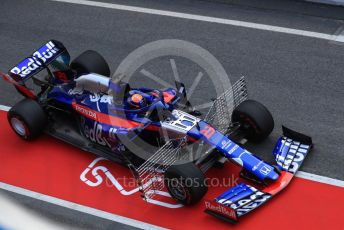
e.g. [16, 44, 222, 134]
[8, 40, 70, 83]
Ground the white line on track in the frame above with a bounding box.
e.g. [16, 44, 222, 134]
[50, 0, 340, 42]
[296, 171, 344, 187]
[334, 28, 344, 42]
[306, 0, 344, 7]
[0, 105, 10, 111]
[0, 182, 166, 230]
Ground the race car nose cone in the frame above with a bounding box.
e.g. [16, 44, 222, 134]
[268, 171, 280, 181]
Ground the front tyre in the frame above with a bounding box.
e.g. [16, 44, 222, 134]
[8, 99, 47, 140]
[165, 163, 207, 205]
[232, 100, 274, 142]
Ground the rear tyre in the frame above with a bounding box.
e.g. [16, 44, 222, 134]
[70, 50, 110, 77]
[232, 100, 274, 142]
[165, 163, 207, 205]
[8, 99, 47, 140]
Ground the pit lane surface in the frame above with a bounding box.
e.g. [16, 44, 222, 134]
[0, 0, 344, 229]
[0, 111, 342, 230]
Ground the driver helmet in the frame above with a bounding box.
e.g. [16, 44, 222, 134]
[127, 93, 147, 108]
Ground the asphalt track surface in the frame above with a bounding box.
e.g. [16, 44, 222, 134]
[0, 0, 344, 229]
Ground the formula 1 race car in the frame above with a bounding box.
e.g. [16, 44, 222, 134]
[0, 40, 312, 223]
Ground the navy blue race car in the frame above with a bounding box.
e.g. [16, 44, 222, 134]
[0, 40, 312, 223]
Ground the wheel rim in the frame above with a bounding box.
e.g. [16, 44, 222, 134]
[11, 117, 27, 136]
[239, 113, 260, 134]
[169, 178, 187, 201]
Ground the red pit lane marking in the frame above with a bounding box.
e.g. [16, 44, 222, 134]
[0, 108, 343, 229]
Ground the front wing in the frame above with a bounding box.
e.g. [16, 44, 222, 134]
[204, 126, 312, 223]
